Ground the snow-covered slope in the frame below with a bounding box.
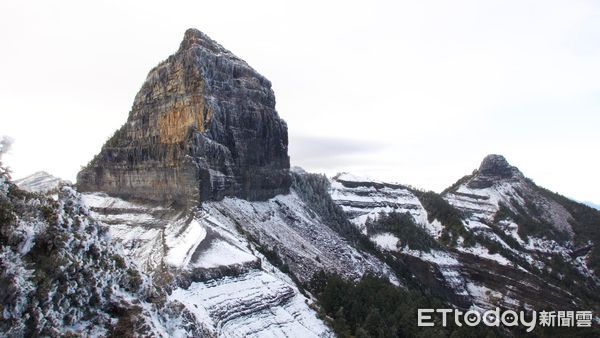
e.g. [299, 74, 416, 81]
[170, 269, 329, 337]
[329, 172, 443, 238]
[443, 155, 591, 271]
[82, 191, 332, 337]
[86, 192, 389, 336]
[78, 169, 408, 336]
[440, 155, 599, 309]
[329, 172, 471, 306]
[14, 171, 70, 194]
[328, 155, 600, 312]
[202, 192, 398, 284]
[444, 157, 573, 238]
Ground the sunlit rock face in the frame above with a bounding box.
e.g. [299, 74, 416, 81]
[77, 28, 290, 207]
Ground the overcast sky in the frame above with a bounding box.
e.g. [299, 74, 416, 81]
[1, 0, 599, 203]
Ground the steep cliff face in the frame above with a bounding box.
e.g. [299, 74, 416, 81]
[77, 28, 290, 206]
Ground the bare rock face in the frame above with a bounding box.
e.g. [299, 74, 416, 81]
[468, 154, 523, 189]
[478, 154, 521, 179]
[77, 29, 290, 206]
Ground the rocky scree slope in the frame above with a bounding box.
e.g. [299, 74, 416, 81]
[77, 28, 290, 207]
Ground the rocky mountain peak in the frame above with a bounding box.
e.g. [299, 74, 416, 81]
[77, 29, 290, 207]
[462, 154, 523, 189]
[478, 154, 520, 179]
[179, 28, 224, 53]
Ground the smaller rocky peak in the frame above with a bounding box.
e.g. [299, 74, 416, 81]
[478, 154, 520, 179]
[465, 154, 523, 189]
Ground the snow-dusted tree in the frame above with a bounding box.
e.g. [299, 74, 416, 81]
[0, 136, 13, 178]
[0, 158, 205, 336]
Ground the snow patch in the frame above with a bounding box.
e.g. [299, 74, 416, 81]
[193, 241, 256, 269]
[371, 233, 399, 251]
[457, 245, 512, 266]
[165, 219, 207, 267]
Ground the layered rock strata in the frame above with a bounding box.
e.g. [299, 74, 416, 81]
[77, 29, 290, 206]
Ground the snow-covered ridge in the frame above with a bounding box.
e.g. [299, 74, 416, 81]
[329, 175, 442, 238]
[328, 165, 600, 312]
[81, 190, 362, 336]
[333, 172, 409, 188]
[14, 171, 70, 193]
[440, 160, 600, 307]
[444, 173, 575, 253]
[202, 192, 399, 285]
[328, 174, 473, 303]
[334, 172, 379, 184]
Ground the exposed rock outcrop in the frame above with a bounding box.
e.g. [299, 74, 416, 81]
[478, 154, 520, 178]
[77, 28, 290, 207]
[467, 154, 524, 189]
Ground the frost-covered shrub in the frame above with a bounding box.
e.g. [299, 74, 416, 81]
[0, 170, 203, 337]
[0, 247, 34, 336]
